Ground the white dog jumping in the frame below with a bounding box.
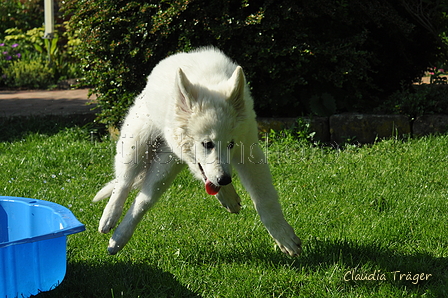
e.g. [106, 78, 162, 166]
[93, 47, 301, 256]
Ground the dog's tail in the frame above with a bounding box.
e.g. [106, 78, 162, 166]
[92, 180, 116, 202]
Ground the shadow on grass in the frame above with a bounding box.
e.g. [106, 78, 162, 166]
[28, 238, 446, 297]
[286, 238, 446, 295]
[183, 237, 446, 296]
[0, 115, 105, 143]
[34, 260, 201, 298]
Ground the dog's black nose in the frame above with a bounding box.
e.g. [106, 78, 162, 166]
[217, 175, 232, 186]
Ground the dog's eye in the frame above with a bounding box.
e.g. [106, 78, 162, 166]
[202, 141, 215, 149]
[228, 140, 235, 149]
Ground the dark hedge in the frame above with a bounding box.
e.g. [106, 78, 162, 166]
[64, 0, 444, 127]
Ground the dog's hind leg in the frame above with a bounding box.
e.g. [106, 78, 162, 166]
[215, 183, 241, 213]
[107, 144, 185, 254]
[97, 117, 153, 234]
[233, 139, 302, 256]
[98, 162, 141, 234]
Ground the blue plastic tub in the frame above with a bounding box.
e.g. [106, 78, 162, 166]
[0, 196, 85, 298]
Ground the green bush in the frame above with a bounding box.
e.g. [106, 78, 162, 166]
[0, 42, 21, 77]
[378, 84, 448, 118]
[1, 0, 82, 89]
[0, 0, 43, 40]
[0, 24, 83, 89]
[3, 59, 54, 89]
[64, 0, 445, 127]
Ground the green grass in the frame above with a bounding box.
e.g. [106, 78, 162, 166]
[1, 120, 447, 297]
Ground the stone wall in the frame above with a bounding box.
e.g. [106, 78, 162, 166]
[258, 114, 448, 144]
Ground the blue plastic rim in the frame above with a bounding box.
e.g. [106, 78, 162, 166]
[0, 196, 85, 298]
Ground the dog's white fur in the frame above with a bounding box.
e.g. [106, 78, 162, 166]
[94, 47, 301, 256]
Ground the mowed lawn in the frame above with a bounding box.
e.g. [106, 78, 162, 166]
[0, 119, 447, 297]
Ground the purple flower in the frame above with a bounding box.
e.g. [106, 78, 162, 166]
[0, 43, 4, 47]
[2, 51, 8, 55]
[5, 56, 12, 60]
[16, 53, 21, 58]
[11, 43, 18, 48]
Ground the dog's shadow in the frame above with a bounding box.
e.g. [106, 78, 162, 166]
[34, 239, 446, 297]
[34, 260, 200, 298]
[256, 238, 447, 294]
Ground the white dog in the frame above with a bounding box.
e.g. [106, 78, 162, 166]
[93, 47, 301, 256]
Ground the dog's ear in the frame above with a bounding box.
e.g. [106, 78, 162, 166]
[228, 66, 245, 114]
[176, 68, 196, 113]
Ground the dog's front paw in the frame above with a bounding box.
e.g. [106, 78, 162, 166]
[98, 208, 122, 234]
[106, 224, 134, 255]
[215, 184, 241, 213]
[275, 234, 302, 257]
[269, 221, 302, 257]
[107, 238, 122, 255]
[98, 217, 116, 234]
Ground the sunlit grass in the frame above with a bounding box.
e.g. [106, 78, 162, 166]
[0, 122, 447, 297]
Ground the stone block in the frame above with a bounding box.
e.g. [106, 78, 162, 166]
[257, 117, 330, 142]
[329, 114, 411, 144]
[306, 117, 330, 143]
[413, 115, 448, 137]
[257, 118, 297, 135]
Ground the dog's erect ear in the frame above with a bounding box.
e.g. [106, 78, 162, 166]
[176, 68, 196, 113]
[227, 66, 245, 114]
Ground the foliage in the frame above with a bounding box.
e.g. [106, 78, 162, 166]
[64, 0, 445, 127]
[0, 23, 83, 89]
[266, 118, 317, 145]
[3, 27, 46, 55]
[1, 121, 448, 297]
[2, 58, 54, 89]
[0, 42, 21, 74]
[0, 0, 44, 40]
[310, 93, 337, 117]
[378, 83, 448, 118]
[0, 0, 82, 89]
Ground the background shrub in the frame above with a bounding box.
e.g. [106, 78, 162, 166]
[0, 0, 43, 40]
[3, 59, 54, 89]
[379, 84, 448, 118]
[0, 43, 21, 70]
[64, 0, 447, 127]
[0, 0, 82, 89]
[0, 25, 82, 89]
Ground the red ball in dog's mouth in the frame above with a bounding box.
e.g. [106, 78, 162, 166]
[199, 163, 221, 195]
[205, 179, 221, 195]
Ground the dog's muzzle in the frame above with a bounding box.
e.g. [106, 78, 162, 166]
[198, 163, 231, 195]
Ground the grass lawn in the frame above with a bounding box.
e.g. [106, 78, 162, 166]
[0, 118, 447, 297]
